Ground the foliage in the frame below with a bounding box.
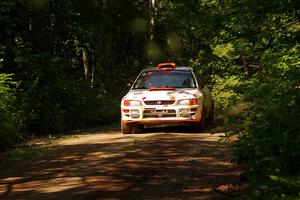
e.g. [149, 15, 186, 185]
[212, 0, 300, 199]
[0, 0, 299, 198]
[0, 0, 149, 137]
[156, 0, 300, 198]
[0, 74, 19, 150]
[212, 75, 242, 110]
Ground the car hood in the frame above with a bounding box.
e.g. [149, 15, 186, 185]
[123, 88, 202, 101]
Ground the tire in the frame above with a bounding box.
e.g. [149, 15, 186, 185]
[132, 123, 144, 133]
[121, 121, 132, 134]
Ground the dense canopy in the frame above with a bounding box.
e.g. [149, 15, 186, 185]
[0, 0, 299, 198]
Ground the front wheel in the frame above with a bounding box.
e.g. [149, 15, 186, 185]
[193, 119, 206, 133]
[132, 123, 144, 133]
[121, 121, 132, 134]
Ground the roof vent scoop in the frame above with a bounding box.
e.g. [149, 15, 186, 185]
[157, 62, 176, 70]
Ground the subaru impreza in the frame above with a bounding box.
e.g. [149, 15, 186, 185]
[121, 63, 214, 134]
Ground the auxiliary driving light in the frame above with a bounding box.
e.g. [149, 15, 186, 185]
[180, 109, 190, 117]
[130, 110, 140, 118]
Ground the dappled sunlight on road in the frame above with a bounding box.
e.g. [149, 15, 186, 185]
[0, 130, 242, 200]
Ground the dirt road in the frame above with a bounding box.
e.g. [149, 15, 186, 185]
[0, 127, 242, 200]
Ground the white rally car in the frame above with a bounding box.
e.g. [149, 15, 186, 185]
[121, 63, 214, 134]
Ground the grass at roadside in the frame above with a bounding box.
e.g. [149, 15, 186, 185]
[0, 135, 77, 173]
[0, 123, 120, 174]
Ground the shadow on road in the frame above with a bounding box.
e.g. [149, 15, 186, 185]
[142, 125, 207, 134]
[0, 132, 241, 200]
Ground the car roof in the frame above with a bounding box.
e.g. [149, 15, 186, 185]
[141, 66, 193, 72]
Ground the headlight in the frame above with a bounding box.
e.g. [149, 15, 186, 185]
[177, 99, 190, 105]
[123, 100, 141, 106]
[178, 98, 198, 105]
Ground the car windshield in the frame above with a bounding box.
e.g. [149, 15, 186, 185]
[133, 70, 196, 89]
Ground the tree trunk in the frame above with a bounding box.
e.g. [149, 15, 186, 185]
[148, 0, 159, 63]
[149, 0, 158, 41]
[82, 48, 89, 80]
[242, 57, 248, 75]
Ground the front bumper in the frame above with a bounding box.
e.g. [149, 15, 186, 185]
[121, 104, 203, 124]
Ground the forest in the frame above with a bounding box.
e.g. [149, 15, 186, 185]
[0, 0, 299, 199]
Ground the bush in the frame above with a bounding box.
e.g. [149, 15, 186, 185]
[0, 74, 19, 150]
[234, 47, 300, 199]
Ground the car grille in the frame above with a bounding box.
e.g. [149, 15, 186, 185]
[143, 100, 175, 105]
[143, 109, 176, 118]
